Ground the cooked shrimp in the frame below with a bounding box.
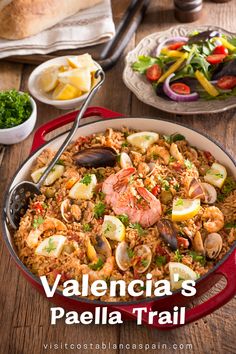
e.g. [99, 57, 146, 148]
[170, 143, 184, 162]
[102, 167, 136, 205]
[26, 217, 67, 248]
[113, 186, 162, 228]
[202, 206, 224, 233]
[81, 256, 114, 282]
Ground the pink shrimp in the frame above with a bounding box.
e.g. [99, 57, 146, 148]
[102, 167, 136, 205]
[102, 168, 162, 228]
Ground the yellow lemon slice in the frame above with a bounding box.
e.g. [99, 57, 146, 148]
[52, 83, 79, 100]
[58, 68, 91, 92]
[31, 164, 64, 186]
[172, 198, 201, 221]
[69, 174, 97, 200]
[169, 262, 198, 290]
[102, 215, 126, 241]
[35, 235, 66, 257]
[87, 239, 98, 262]
[39, 66, 59, 92]
[204, 162, 227, 189]
[127, 131, 159, 151]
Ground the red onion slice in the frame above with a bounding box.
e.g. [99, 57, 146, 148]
[155, 36, 188, 56]
[163, 73, 199, 102]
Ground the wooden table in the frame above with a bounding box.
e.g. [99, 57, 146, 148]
[0, 1, 235, 353]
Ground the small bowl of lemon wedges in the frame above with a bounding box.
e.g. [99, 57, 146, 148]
[28, 54, 101, 110]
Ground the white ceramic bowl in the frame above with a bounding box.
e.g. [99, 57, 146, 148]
[0, 94, 37, 145]
[28, 56, 102, 110]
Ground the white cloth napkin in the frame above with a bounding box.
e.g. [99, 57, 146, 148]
[0, 0, 115, 59]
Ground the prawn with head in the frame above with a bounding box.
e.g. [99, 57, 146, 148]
[102, 167, 162, 228]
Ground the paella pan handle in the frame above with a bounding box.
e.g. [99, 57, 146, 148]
[115, 249, 236, 330]
[31, 106, 123, 153]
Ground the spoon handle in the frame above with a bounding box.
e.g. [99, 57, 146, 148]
[36, 69, 105, 188]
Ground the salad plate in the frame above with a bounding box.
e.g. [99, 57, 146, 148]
[123, 25, 236, 115]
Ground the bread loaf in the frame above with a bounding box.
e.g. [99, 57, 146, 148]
[0, 0, 102, 40]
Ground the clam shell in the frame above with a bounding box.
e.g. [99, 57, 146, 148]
[204, 232, 222, 259]
[133, 245, 152, 273]
[115, 241, 131, 271]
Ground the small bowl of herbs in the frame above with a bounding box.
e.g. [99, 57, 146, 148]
[0, 89, 37, 145]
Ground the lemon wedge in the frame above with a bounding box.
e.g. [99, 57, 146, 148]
[52, 82, 79, 100]
[67, 54, 97, 72]
[204, 162, 227, 189]
[169, 262, 198, 290]
[39, 66, 59, 92]
[31, 164, 64, 186]
[102, 215, 126, 241]
[119, 152, 133, 169]
[87, 239, 98, 262]
[69, 174, 97, 200]
[172, 198, 201, 221]
[58, 67, 91, 92]
[127, 131, 159, 151]
[35, 235, 66, 257]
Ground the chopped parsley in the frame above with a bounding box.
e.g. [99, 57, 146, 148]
[83, 223, 92, 232]
[163, 133, 185, 144]
[95, 170, 104, 182]
[89, 258, 104, 271]
[217, 177, 236, 202]
[184, 159, 193, 169]
[127, 247, 134, 259]
[33, 216, 44, 229]
[173, 183, 180, 191]
[121, 142, 128, 147]
[80, 174, 92, 186]
[155, 255, 167, 267]
[43, 237, 57, 253]
[129, 222, 145, 236]
[175, 198, 184, 207]
[117, 214, 129, 227]
[174, 249, 183, 262]
[141, 259, 149, 268]
[94, 202, 106, 219]
[225, 222, 236, 229]
[56, 159, 65, 166]
[189, 251, 206, 266]
[169, 156, 175, 163]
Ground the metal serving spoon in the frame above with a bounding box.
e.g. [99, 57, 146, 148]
[6, 69, 105, 229]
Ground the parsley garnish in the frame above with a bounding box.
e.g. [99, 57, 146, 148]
[121, 142, 128, 147]
[141, 259, 149, 268]
[174, 249, 183, 262]
[56, 159, 65, 166]
[43, 237, 57, 253]
[95, 170, 104, 182]
[98, 191, 105, 200]
[217, 177, 236, 202]
[89, 258, 104, 270]
[127, 247, 134, 259]
[83, 223, 92, 232]
[80, 174, 92, 186]
[163, 133, 185, 144]
[94, 202, 106, 219]
[169, 156, 175, 163]
[33, 216, 44, 229]
[225, 222, 236, 229]
[189, 251, 206, 266]
[129, 222, 145, 236]
[117, 214, 129, 227]
[155, 255, 167, 267]
[184, 159, 193, 169]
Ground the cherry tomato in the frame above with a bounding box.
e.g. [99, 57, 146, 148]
[146, 64, 162, 81]
[217, 76, 236, 90]
[170, 82, 191, 95]
[206, 54, 226, 65]
[32, 202, 44, 213]
[151, 185, 161, 196]
[168, 42, 186, 50]
[213, 45, 228, 56]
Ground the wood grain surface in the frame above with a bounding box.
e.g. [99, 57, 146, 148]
[0, 1, 235, 354]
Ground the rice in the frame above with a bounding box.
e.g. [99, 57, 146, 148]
[13, 128, 236, 301]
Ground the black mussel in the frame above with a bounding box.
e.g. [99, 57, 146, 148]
[188, 30, 220, 45]
[73, 147, 117, 168]
[157, 219, 178, 250]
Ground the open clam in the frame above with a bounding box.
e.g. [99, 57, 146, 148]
[87, 234, 112, 263]
[73, 146, 117, 168]
[157, 219, 178, 250]
[192, 231, 205, 255]
[133, 245, 152, 273]
[204, 232, 222, 259]
[60, 199, 82, 223]
[115, 241, 132, 271]
[201, 183, 217, 204]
